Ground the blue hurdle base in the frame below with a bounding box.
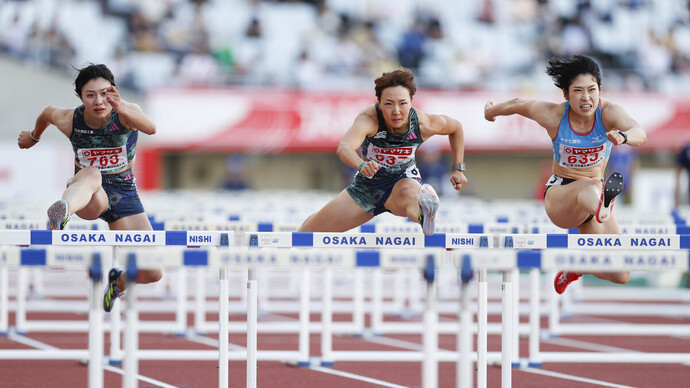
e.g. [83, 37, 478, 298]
[320, 360, 334, 367]
[108, 359, 122, 366]
[528, 362, 542, 368]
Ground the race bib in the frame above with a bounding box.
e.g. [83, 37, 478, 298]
[77, 147, 127, 171]
[367, 144, 416, 167]
[559, 144, 605, 168]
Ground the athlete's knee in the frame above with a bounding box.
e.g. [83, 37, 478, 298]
[611, 271, 630, 284]
[80, 167, 103, 189]
[139, 269, 163, 284]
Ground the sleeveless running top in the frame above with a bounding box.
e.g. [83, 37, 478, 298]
[70, 105, 138, 173]
[360, 105, 424, 176]
[552, 101, 612, 169]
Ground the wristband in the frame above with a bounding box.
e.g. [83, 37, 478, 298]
[29, 131, 40, 142]
[358, 162, 366, 172]
[451, 162, 466, 172]
[618, 131, 627, 144]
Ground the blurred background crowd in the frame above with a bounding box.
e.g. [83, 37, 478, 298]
[1, 0, 689, 94]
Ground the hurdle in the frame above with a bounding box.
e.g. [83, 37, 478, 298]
[3, 229, 690, 388]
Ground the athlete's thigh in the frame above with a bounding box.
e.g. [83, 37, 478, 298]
[544, 181, 595, 228]
[384, 178, 422, 216]
[108, 212, 153, 230]
[300, 190, 373, 232]
[75, 187, 109, 220]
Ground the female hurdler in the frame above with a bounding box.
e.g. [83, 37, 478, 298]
[484, 55, 647, 293]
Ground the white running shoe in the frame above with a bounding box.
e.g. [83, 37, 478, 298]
[418, 184, 439, 236]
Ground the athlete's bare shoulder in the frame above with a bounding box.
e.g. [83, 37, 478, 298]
[44, 106, 75, 133]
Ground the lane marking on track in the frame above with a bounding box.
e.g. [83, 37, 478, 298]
[309, 366, 409, 388]
[8, 329, 180, 388]
[519, 367, 636, 388]
[8, 329, 59, 350]
[183, 330, 246, 351]
[103, 365, 180, 388]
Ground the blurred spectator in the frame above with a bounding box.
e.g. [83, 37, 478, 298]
[397, 16, 426, 72]
[674, 143, 690, 208]
[606, 146, 638, 204]
[1, 0, 690, 93]
[221, 155, 249, 190]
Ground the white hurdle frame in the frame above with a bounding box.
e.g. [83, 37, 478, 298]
[3, 230, 690, 388]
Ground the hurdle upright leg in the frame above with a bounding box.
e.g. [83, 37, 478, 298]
[123, 254, 139, 388]
[528, 268, 541, 366]
[422, 256, 437, 388]
[502, 270, 513, 388]
[247, 267, 258, 388]
[0, 263, 8, 335]
[320, 268, 333, 366]
[218, 267, 229, 388]
[88, 253, 104, 388]
[477, 267, 487, 388]
[457, 275, 472, 388]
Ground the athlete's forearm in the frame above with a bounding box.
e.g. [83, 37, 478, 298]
[448, 126, 465, 165]
[620, 126, 647, 147]
[336, 142, 366, 170]
[31, 107, 56, 139]
[118, 103, 156, 135]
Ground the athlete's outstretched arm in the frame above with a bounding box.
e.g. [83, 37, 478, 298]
[484, 98, 562, 137]
[337, 107, 380, 177]
[107, 86, 156, 135]
[602, 101, 647, 146]
[18, 106, 73, 149]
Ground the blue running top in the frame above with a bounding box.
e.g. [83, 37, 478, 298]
[552, 101, 612, 169]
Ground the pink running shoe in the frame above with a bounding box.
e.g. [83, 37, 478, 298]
[554, 271, 581, 294]
[595, 172, 624, 223]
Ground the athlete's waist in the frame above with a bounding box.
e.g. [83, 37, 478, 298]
[74, 157, 136, 175]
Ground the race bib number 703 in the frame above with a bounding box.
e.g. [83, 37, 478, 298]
[77, 147, 127, 171]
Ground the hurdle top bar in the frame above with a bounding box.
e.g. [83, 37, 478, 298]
[0, 230, 234, 246]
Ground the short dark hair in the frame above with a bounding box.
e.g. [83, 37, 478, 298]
[374, 68, 417, 100]
[546, 55, 602, 90]
[74, 64, 116, 98]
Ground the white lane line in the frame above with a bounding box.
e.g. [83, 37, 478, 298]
[103, 365, 180, 388]
[183, 330, 246, 351]
[520, 367, 636, 388]
[309, 366, 409, 388]
[544, 337, 635, 353]
[8, 329, 180, 388]
[360, 333, 424, 351]
[8, 329, 58, 350]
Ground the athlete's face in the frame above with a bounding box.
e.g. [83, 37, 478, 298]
[564, 74, 601, 117]
[80, 77, 113, 120]
[379, 86, 412, 131]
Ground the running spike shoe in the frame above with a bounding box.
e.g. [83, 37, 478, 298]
[418, 184, 440, 236]
[554, 271, 581, 294]
[47, 199, 70, 230]
[595, 172, 624, 223]
[103, 268, 124, 313]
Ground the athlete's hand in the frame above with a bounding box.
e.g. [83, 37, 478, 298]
[606, 130, 626, 146]
[105, 86, 122, 113]
[450, 170, 467, 190]
[18, 130, 38, 149]
[359, 160, 381, 178]
[484, 101, 496, 122]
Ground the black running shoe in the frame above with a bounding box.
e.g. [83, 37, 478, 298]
[595, 172, 624, 223]
[103, 268, 124, 312]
